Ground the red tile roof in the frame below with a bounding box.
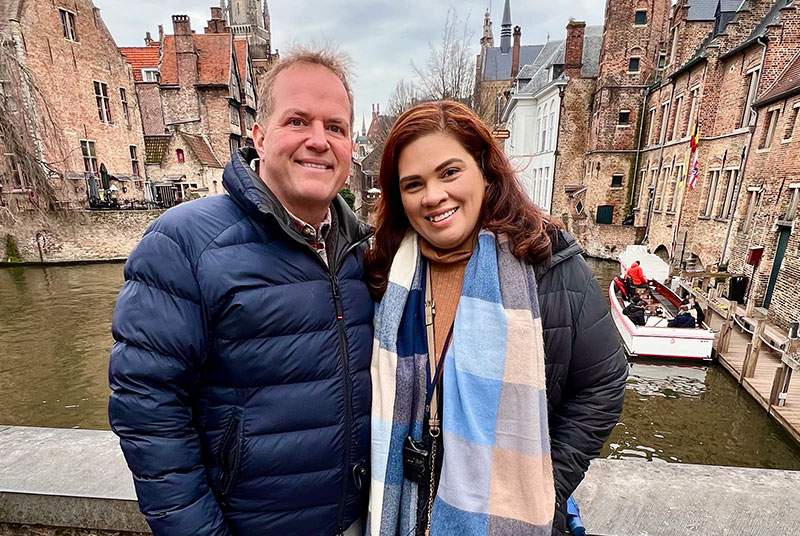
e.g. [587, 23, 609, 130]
[120, 46, 160, 82]
[757, 50, 800, 108]
[160, 34, 233, 87]
[180, 132, 223, 168]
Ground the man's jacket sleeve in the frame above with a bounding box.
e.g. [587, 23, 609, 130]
[108, 229, 231, 536]
[549, 261, 628, 511]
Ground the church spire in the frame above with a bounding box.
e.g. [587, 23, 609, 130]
[500, 0, 512, 53]
[481, 9, 494, 48]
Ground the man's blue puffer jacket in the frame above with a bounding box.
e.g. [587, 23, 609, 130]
[109, 147, 374, 535]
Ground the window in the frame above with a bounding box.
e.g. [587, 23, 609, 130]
[176, 148, 185, 163]
[540, 105, 547, 152]
[59, 9, 78, 42]
[119, 88, 130, 127]
[667, 164, 684, 212]
[654, 167, 669, 211]
[548, 108, 556, 151]
[596, 205, 614, 224]
[784, 102, 800, 141]
[659, 101, 670, 144]
[785, 186, 800, 222]
[4, 153, 24, 189]
[93, 81, 111, 123]
[129, 145, 139, 176]
[686, 88, 700, 138]
[80, 140, 97, 174]
[611, 174, 624, 187]
[141, 68, 159, 82]
[759, 108, 780, 149]
[671, 95, 684, 141]
[229, 135, 241, 156]
[657, 51, 667, 70]
[628, 56, 641, 73]
[245, 110, 255, 131]
[702, 169, 720, 216]
[637, 168, 647, 208]
[646, 107, 657, 145]
[741, 68, 760, 128]
[618, 110, 631, 125]
[230, 104, 240, 126]
[715, 169, 738, 219]
[634, 10, 647, 25]
[741, 188, 762, 232]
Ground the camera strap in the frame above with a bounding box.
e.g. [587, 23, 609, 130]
[424, 263, 453, 439]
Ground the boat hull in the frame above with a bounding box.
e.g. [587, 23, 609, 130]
[609, 283, 714, 361]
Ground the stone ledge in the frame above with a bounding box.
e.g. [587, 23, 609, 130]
[2, 426, 800, 535]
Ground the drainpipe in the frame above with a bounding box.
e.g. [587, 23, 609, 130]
[629, 85, 652, 223]
[550, 83, 566, 215]
[720, 37, 767, 268]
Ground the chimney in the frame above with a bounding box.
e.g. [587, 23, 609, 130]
[172, 15, 198, 85]
[511, 26, 522, 79]
[205, 7, 230, 33]
[565, 20, 586, 77]
[372, 103, 379, 122]
[158, 24, 164, 44]
[144, 31, 153, 46]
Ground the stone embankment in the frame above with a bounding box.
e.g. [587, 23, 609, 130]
[1, 210, 162, 265]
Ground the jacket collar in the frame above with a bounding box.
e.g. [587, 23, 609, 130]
[222, 147, 372, 250]
[535, 229, 584, 279]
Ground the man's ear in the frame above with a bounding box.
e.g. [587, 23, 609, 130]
[252, 122, 266, 160]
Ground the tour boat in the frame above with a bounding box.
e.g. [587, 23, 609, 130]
[610, 246, 714, 361]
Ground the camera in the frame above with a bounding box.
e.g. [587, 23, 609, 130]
[403, 436, 431, 483]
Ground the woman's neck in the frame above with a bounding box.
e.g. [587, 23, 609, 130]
[419, 231, 478, 264]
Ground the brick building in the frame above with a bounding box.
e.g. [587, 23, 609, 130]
[122, 8, 258, 206]
[1, 0, 147, 211]
[565, 0, 800, 328]
[220, 0, 278, 80]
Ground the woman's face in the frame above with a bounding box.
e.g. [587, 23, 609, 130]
[397, 132, 487, 250]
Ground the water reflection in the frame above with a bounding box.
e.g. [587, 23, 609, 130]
[2, 260, 800, 469]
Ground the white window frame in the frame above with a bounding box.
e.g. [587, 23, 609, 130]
[703, 169, 721, 217]
[686, 87, 700, 138]
[667, 164, 683, 212]
[119, 87, 130, 127]
[659, 101, 670, 144]
[141, 68, 159, 82]
[671, 95, 684, 141]
[760, 106, 781, 149]
[647, 107, 657, 145]
[786, 184, 800, 222]
[59, 9, 78, 42]
[741, 186, 762, 232]
[717, 168, 739, 220]
[618, 109, 631, 126]
[80, 139, 97, 174]
[783, 102, 800, 141]
[741, 67, 761, 128]
[129, 145, 139, 176]
[93, 80, 111, 124]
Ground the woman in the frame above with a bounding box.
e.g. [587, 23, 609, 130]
[365, 101, 627, 536]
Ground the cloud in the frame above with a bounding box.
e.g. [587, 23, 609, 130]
[95, 0, 606, 128]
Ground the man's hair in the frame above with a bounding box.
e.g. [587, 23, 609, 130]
[256, 46, 354, 127]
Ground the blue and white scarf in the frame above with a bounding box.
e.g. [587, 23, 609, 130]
[368, 230, 554, 535]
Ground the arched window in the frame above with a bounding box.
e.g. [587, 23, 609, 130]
[176, 148, 185, 163]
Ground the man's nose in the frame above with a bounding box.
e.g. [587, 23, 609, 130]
[305, 121, 329, 152]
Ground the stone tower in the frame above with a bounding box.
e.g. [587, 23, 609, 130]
[220, 0, 271, 49]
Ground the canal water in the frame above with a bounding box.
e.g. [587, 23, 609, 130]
[2, 260, 800, 470]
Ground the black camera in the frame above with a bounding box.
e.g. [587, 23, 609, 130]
[403, 436, 431, 483]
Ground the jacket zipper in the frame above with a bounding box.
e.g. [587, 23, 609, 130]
[219, 411, 242, 505]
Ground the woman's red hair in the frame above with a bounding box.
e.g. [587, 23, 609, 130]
[365, 100, 558, 299]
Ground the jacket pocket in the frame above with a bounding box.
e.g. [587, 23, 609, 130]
[218, 410, 243, 503]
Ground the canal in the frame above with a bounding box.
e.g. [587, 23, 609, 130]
[2, 260, 800, 470]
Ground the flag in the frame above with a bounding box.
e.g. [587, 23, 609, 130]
[688, 154, 700, 190]
[690, 121, 699, 152]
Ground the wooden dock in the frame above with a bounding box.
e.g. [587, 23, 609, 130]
[686, 283, 800, 445]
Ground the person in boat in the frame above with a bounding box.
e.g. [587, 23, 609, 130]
[688, 297, 706, 327]
[668, 301, 697, 328]
[622, 296, 647, 326]
[365, 100, 628, 536]
[625, 260, 648, 287]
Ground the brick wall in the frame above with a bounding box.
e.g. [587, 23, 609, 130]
[553, 78, 595, 217]
[1, 209, 162, 263]
[16, 1, 146, 186]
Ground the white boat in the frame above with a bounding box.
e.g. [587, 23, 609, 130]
[610, 246, 715, 361]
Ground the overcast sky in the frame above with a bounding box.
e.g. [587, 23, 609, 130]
[96, 0, 606, 131]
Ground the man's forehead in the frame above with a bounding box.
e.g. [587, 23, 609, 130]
[271, 64, 351, 120]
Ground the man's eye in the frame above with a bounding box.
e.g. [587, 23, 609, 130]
[329, 125, 343, 134]
[289, 118, 304, 127]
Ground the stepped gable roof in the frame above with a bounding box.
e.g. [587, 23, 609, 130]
[756, 50, 800, 108]
[721, 0, 792, 59]
[180, 132, 223, 168]
[120, 47, 160, 82]
[144, 135, 171, 165]
[482, 44, 544, 81]
[160, 33, 233, 86]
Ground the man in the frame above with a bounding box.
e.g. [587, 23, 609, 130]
[109, 48, 372, 535]
[625, 260, 648, 287]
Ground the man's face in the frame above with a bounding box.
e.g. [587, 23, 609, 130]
[252, 64, 352, 223]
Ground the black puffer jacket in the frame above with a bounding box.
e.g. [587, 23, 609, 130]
[535, 230, 628, 535]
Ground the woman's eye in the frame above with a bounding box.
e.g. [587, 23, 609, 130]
[401, 181, 421, 192]
[443, 168, 460, 178]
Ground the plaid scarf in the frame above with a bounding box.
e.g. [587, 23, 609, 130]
[368, 230, 554, 535]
